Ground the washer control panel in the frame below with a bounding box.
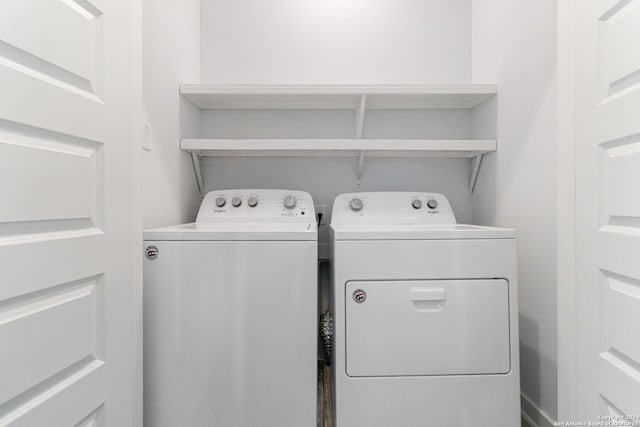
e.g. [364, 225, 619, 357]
[332, 192, 456, 225]
[196, 189, 315, 223]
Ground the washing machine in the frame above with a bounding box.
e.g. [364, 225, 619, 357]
[143, 189, 317, 427]
[330, 192, 520, 427]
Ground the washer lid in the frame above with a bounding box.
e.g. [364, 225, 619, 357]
[144, 222, 317, 241]
[331, 223, 515, 240]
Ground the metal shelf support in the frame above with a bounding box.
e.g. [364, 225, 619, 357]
[357, 150, 366, 181]
[355, 94, 367, 183]
[191, 152, 205, 197]
[355, 94, 367, 139]
[468, 154, 484, 193]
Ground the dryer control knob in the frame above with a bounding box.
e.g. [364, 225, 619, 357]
[411, 199, 422, 209]
[231, 197, 242, 207]
[349, 198, 364, 212]
[427, 199, 438, 209]
[283, 195, 297, 209]
[215, 197, 226, 208]
[248, 197, 258, 208]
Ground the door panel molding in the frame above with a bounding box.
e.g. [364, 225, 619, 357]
[0, 0, 140, 424]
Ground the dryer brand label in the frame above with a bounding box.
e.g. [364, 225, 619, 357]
[352, 289, 367, 304]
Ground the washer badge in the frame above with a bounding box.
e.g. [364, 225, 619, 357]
[145, 245, 159, 260]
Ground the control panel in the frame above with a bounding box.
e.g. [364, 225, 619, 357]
[196, 189, 315, 223]
[331, 192, 456, 225]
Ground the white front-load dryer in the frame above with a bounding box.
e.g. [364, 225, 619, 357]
[330, 192, 520, 427]
[143, 189, 317, 427]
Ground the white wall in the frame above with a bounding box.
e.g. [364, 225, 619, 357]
[197, 106, 478, 227]
[198, 0, 475, 225]
[472, 0, 558, 422]
[142, 0, 201, 228]
[201, 156, 475, 226]
[200, 0, 471, 84]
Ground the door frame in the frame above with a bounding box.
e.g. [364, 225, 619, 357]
[557, 0, 577, 421]
[131, 0, 143, 424]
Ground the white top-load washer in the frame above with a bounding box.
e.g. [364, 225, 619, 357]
[330, 192, 520, 427]
[143, 189, 317, 427]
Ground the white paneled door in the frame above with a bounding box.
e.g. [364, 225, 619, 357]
[0, 1, 140, 426]
[575, 0, 640, 422]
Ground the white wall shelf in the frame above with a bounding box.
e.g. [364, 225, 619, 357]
[182, 138, 494, 157]
[180, 84, 497, 110]
[179, 84, 498, 195]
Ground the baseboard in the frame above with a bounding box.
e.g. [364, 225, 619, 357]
[521, 393, 556, 427]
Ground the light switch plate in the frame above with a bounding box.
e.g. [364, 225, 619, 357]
[142, 121, 153, 151]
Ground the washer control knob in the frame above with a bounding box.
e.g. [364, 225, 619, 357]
[411, 199, 422, 209]
[215, 197, 226, 208]
[231, 197, 242, 207]
[283, 195, 297, 210]
[248, 197, 258, 208]
[349, 198, 364, 212]
[427, 199, 438, 209]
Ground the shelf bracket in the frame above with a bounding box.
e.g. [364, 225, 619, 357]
[468, 154, 484, 194]
[355, 94, 367, 139]
[355, 94, 367, 184]
[190, 152, 205, 197]
[356, 150, 366, 182]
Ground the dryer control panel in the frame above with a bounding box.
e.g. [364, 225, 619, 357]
[196, 189, 315, 223]
[331, 192, 456, 225]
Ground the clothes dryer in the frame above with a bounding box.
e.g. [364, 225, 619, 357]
[330, 192, 519, 427]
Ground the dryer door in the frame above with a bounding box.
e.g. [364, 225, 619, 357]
[345, 279, 510, 377]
